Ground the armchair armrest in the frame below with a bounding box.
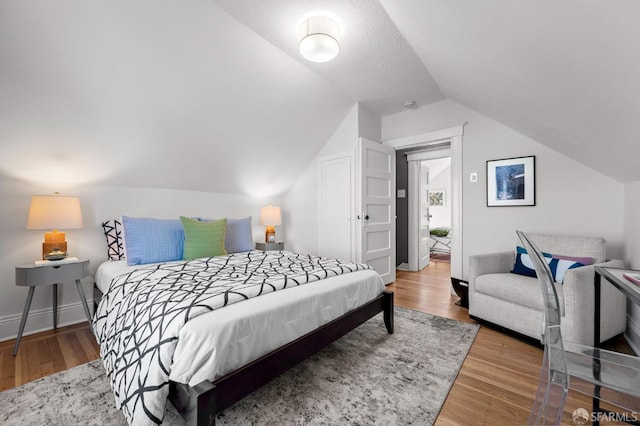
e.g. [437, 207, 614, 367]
[562, 258, 626, 344]
[469, 251, 514, 278]
[564, 259, 624, 288]
[468, 251, 514, 289]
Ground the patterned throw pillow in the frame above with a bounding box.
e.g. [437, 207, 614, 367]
[101, 219, 125, 261]
[511, 246, 592, 283]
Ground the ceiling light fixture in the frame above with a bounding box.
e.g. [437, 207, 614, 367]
[298, 15, 340, 63]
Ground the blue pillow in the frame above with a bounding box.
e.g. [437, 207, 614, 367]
[225, 217, 254, 253]
[511, 246, 586, 283]
[197, 216, 254, 253]
[122, 216, 184, 265]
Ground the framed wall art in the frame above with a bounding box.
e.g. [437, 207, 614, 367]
[428, 189, 445, 207]
[486, 155, 535, 207]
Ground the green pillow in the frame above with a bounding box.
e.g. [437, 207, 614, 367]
[430, 227, 450, 237]
[180, 216, 227, 260]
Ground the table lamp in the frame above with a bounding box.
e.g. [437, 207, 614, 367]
[260, 205, 281, 243]
[27, 192, 83, 260]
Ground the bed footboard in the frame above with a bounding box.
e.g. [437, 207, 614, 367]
[168, 290, 394, 426]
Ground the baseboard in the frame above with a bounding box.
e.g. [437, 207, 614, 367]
[0, 299, 96, 342]
[624, 315, 640, 356]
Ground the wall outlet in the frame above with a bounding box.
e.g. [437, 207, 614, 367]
[397, 189, 406, 198]
[469, 172, 478, 183]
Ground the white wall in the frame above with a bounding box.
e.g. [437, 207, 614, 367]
[358, 104, 382, 143]
[623, 180, 640, 352]
[0, 175, 282, 341]
[383, 100, 625, 279]
[284, 103, 382, 256]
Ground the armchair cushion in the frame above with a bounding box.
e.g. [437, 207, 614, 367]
[475, 272, 566, 312]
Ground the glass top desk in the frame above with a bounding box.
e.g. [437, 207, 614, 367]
[594, 267, 640, 347]
[593, 266, 640, 425]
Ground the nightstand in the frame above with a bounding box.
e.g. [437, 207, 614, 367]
[255, 242, 285, 251]
[13, 258, 91, 355]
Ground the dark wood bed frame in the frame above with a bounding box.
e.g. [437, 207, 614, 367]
[168, 290, 394, 425]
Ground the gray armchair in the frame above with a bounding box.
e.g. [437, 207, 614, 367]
[468, 233, 626, 345]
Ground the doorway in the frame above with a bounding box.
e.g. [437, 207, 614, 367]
[406, 148, 452, 271]
[383, 124, 464, 281]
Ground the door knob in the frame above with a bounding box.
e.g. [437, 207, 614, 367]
[365, 215, 370, 220]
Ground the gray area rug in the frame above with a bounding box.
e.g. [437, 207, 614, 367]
[0, 308, 478, 425]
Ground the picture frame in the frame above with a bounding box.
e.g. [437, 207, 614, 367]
[486, 155, 536, 207]
[428, 189, 445, 207]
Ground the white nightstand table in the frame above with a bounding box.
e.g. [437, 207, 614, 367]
[255, 242, 285, 251]
[13, 258, 91, 355]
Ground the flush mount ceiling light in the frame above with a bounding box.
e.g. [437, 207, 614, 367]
[298, 15, 340, 63]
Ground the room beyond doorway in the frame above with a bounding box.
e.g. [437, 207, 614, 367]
[395, 144, 452, 272]
[419, 156, 452, 269]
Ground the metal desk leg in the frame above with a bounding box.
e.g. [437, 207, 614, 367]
[593, 272, 602, 426]
[52, 283, 58, 329]
[13, 286, 35, 356]
[75, 279, 92, 324]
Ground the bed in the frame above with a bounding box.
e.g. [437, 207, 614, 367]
[93, 250, 393, 425]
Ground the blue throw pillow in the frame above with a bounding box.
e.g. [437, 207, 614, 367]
[122, 216, 184, 265]
[511, 246, 586, 283]
[225, 217, 254, 253]
[511, 246, 549, 278]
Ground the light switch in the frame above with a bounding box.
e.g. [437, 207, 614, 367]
[469, 172, 478, 183]
[397, 189, 406, 198]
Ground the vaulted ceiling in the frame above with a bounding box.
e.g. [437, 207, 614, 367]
[379, 0, 640, 183]
[1, 0, 638, 196]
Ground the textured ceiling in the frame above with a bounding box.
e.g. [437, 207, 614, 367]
[211, 0, 445, 116]
[0, 0, 638, 195]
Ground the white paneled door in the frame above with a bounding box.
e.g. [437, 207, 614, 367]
[318, 152, 355, 262]
[418, 163, 430, 270]
[356, 138, 396, 284]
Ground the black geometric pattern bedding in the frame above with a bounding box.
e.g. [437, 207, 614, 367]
[101, 219, 125, 261]
[93, 250, 371, 425]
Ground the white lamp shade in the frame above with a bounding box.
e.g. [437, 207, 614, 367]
[27, 195, 83, 230]
[259, 205, 282, 226]
[298, 16, 340, 63]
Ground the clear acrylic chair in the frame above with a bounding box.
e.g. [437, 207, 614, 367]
[517, 231, 640, 425]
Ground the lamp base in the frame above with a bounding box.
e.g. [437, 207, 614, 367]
[42, 242, 67, 260]
[265, 226, 276, 243]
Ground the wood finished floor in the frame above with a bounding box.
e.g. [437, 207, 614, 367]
[0, 261, 634, 425]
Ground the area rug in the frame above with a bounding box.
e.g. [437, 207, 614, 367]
[0, 308, 478, 425]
